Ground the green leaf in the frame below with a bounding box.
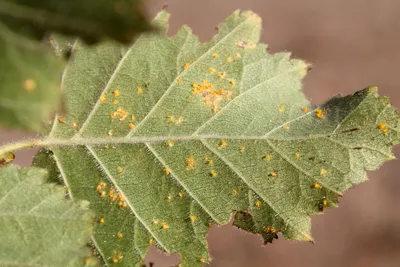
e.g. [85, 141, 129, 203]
[0, 23, 62, 131]
[0, 165, 95, 267]
[0, 0, 152, 44]
[32, 11, 399, 266]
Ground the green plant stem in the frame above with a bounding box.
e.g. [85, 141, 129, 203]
[0, 139, 44, 155]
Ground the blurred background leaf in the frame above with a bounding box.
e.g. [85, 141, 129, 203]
[0, 0, 151, 131]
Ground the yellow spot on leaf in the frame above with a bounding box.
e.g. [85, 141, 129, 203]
[229, 79, 235, 87]
[178, 192, 184, 198]
[209, 67, 216, 73]
[212, 53, 218, 59]
[218, 72, 226, 79]
[117, 167, 124, 174]
[209, 170, 217, 177]
[235, 52, 241, 58]
[219, 140, 228, 148]
[303, 106, 308, 112]
[204, 157, 213, 165]
[108, 130, 114, 136]
[112, 99, 118, 105]
[226, 57, 233, 63]
[72, 122, 78, 129]
[186, 157, 195, 169]
[117, 232, 123, 239]
[295, 152, 300, 158]
[137, 86, 143, 94]
[129, 123, 135, 129]
[164, 168, 170, 175]
[153, 220, 159, 225]
[233, 189, 238, 196]
[200, 258, 206, 263]
[240, 145, 245, 152]
[255, 200, 261, 207]
[99, 217, 105, 224]
[161, 223, 169, 229]
[283, 125, 290, 131]
[190, 215, 196, 222]
[167, 195, 173, 201]
[112, 90, 120, 97]
[167, 141, 175, 147]
[264, 154, 271, 160]
[279, 105, 285, 111]
[271, 171, 278, 177]
[184, 63, 190, 70]
[313, 183, 322, 189]
[320, 169, 327, 175]
[177, 78, 183, 84]
[264, 226, 276, 233]
[315, 109, 325, 120]
[24, 79, 36, 92]
[377, 123, 388, 135]
[100, 95, 106, 103]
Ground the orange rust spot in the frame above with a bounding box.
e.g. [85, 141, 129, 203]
[186, 157, 195, 169]
[313, 183, 322, 189]
[24, 79, 36, 92]
[315, 109, 325, 120]
[58, 118, 65, 124]
[377, 123, 388, 135]
[219, 140, 228, 148]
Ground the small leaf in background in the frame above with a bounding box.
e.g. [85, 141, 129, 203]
[0, 0, 152, 131]
[0, 24, 62, 131]
[0, 166, 96, 267]
[33, 11, 399, 267]
[0, 0, 153, 44]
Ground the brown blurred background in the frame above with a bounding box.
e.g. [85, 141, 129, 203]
[1, 0, 400, 266]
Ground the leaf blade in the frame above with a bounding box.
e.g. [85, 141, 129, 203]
[0, 165, 94, 267]
[34, 10, 400, 266]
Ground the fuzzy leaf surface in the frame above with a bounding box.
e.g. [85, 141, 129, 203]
[0, 166, 94, 267]
[33, 11, 399, 267]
